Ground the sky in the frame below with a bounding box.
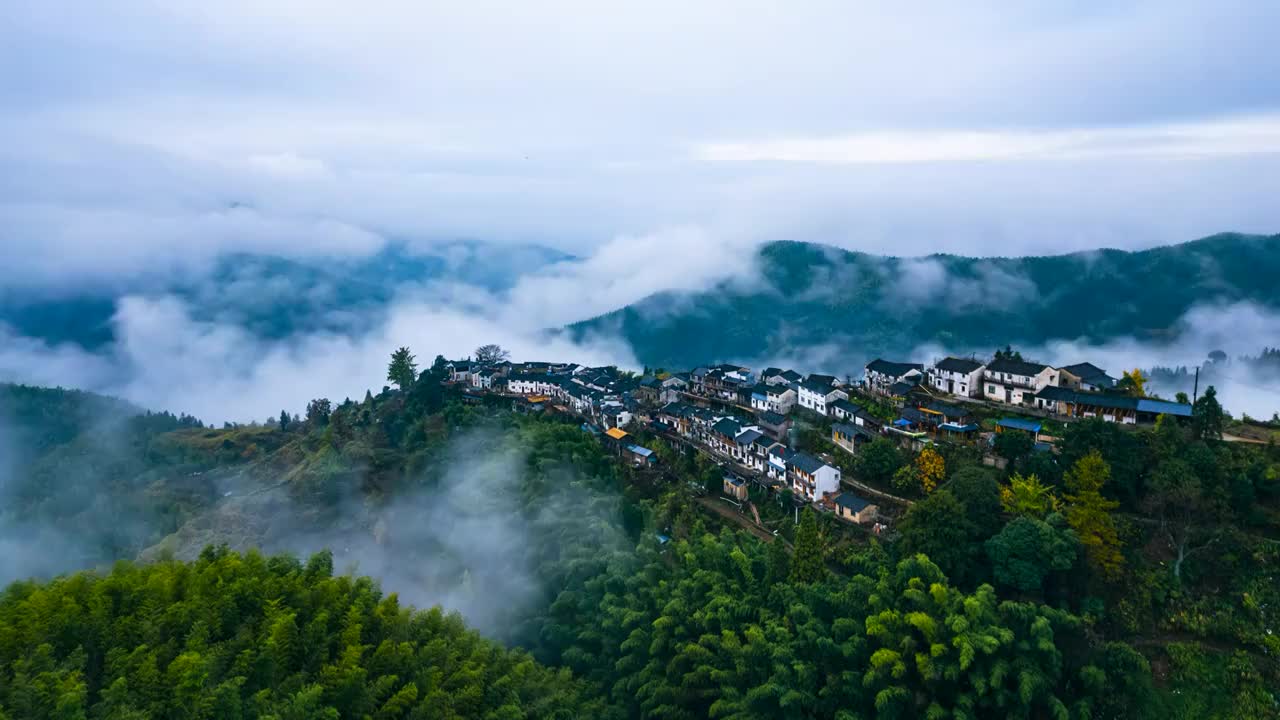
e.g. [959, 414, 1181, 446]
[3, 1, 1280, 420]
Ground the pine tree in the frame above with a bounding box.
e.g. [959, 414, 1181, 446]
[1063, 451, 1124, 580]
[789, 509, 825, 583]
[1192, 385, 1225, 441]
[386, 347, 418, 390]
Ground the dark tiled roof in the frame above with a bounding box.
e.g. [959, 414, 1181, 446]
[888, 380, 918, 396]
[713, 418, 742, 436]
[1034, 385, 1077, 402]
[833, 422, 874, 439]
[866, 359, 924, 377]
[925, 401, 968, 419]
[780, 370, 804, 382]
[759, 410, 788, 426]
[986, 357, 1050, 377]
[830, 398, 861, 415]
[735, 428, 764, 446]
[788, 452, 827, 475]
[835, 493, 873, 512]
[935, 357, 984, 374]
[807, 373, 839, 386]
[802, 379, 839, 394]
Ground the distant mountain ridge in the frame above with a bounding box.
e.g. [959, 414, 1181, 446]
[568, 232, 1280, 370]
[0, 239, 572, 350]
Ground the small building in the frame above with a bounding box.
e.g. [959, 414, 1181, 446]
[765, 384, 797, 414]
[864, 359, 925, 396]
[919, 401, 972, 430]
[983, 358, 1060, 406]
[624, 444, 656, 466]
[763, 368, 804, 386]
[832, 422, 874, 455]
[787, 452, 842, 503]
[756, 410, 792, 440]
[723, 474, 749, 501]
[995, 417, 1043, 442]
[797, 379, 848, 416]
[833, 493, 879, 524]
[1058, 362, 1117, 393]
[929, 357, 985, 398]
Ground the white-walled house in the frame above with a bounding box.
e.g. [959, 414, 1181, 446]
[446, 361, 473, 383]
[929, 357, 985, 398]
[982, 358, 1060, 405]
[864, 360, 924, 396]
[762, 368, 803, 387]
[788, 452, 841, 503]
[797, 379, 848, 416]
[507, 374, 562, 397]
[766, 384, 797, 414]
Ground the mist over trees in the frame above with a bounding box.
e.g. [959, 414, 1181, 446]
[1, 352, 1279, 717]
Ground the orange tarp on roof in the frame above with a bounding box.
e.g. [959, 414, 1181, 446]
[605, 427, 629, 440]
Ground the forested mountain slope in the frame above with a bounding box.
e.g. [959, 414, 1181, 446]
[2, 364, 1279, 718]
[0, 239, 570, 350]
[569, 232, 1280, 369]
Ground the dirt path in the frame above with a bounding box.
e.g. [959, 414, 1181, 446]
[1223, 432, 1269, 444]
[695, 496, 791, 548]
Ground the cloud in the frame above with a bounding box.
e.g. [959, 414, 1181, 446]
[694, 114, 1280, 165]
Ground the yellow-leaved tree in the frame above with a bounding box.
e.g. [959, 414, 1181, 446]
[1000, 473, 1059, 517]
[915, 447, 945, 494]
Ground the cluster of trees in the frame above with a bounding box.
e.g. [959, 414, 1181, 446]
[0, 548, 607, 719]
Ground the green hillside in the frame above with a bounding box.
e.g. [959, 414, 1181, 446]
[569, 233, 1280, 370]
[3, 366, 1279, 717]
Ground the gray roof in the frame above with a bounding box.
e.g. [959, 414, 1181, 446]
[788, 452, 827, 475]
[830, 398, 861, 414]
[735, 428, 764, 446]
[867, 359, 924, 377]
[802, 378, 839, 394]
[759, 410, 788, 425]
[1034, 385, 1077, 402]
[935, 357, 984, 374]
[835, 493, 873, 512]
[713, 418, 742, 436]
[986, 357, 1050, 377]
[833, 421, 874, 439]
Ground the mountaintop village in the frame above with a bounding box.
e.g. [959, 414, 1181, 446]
[445, 349, 1197, 531]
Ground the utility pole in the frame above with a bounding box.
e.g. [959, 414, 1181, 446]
[1193, 366, 1199, 403]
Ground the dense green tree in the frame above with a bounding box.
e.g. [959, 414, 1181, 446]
[993, 429, 1034, 463]
[1191, 385, 1226, 441]
[386, 347, 418, 390]
[896, 489, 983, 586]
[789, 508, 826, 583]
[946, 465, 1002, 539]
[985, 513, 1078, 594]
[855, 437, 903, 486]
[0, 550, 609, 720]
[1059, 418, 1148, 506]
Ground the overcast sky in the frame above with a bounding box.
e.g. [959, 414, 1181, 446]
[3, 2, 1280, 420]
[4, 0, 1280, 288]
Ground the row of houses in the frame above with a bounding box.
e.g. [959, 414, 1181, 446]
[656, 401, 847, 505]
[865, 356, 1191, 425]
